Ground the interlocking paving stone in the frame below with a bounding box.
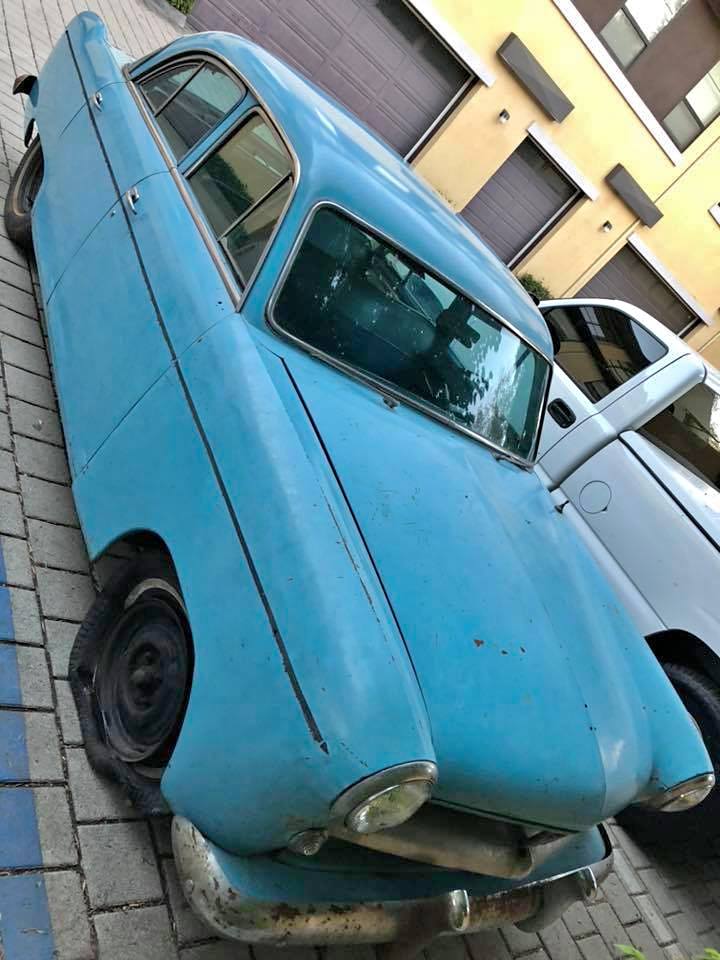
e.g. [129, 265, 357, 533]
[0, 532, 33, 585]
[8, 585, 43, 642]
[563, 901, 597, 939]
[44, 617, 79, 677]
[0, 409, 10, 448]
[36, 566, 94, 620]
[43, 870, 94, 960]
[15, 642, 52, 706]
[15, 432, 69, 482]
[21, 473, 78, 526]
[0, 331, 49, 376]
[577, 935, 614, 960]
[5, 361, 56, 408]
[34, 785, 78, 866]
[80, 820, 163, 908]
[539, 922, 583, 960]
[0, 487, 24, 535]
[94, 905, 176, 960]
[502, 925, 542, 955]
[0, 445, 17, 489]
[28, 517, 89, 572]
[9, 396, 63, 445]
[466, 930, 514, 960]
[54, 677, 82, 744]
[24, 710, 63, 781]
[636, 895, 676, 946]
[629, 922, 671, 960]
[162, 858, 215, 944]
[639, 868, 680, 917]
[588, 903, 630, 953]
[67, 747, 141, 822]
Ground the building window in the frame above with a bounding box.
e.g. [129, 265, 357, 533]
[600, 0, 690, 68]
[663, 60, 720, 148]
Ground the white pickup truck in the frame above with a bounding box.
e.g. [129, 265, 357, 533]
[537, 297, 720, 817]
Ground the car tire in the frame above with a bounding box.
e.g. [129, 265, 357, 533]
[4, 138, 43, 250]
[616, 662, 720, 834]
[69, 552, 193, 816]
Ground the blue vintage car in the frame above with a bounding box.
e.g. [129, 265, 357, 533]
[7, 12, 713, 952]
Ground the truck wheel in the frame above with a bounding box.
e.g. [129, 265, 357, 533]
[617, 662, 720, 834]
[69, 552, 193, 815]
[4, 138, 43, 250]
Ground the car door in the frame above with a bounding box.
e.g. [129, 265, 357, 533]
[537, 300, 674, 486]
[125, 55, 294, 356]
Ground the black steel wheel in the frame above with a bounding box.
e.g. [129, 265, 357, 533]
[4, 138, 43, 250]
[70, 553, 193, 814]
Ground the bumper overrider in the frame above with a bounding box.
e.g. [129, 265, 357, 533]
[172, 817, 613, 950]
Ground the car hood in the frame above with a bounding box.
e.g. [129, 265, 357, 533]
[283, 356, 692, 831]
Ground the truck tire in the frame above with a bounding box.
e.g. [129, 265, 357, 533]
[617, 662, 720, 835]
[4, 138, 43, 251]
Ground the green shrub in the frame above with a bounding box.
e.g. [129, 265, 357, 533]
[518, 272, 552, 302]
[617, 947, 720, 960]
[166, 0, 194, 13]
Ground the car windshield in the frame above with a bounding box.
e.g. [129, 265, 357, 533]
[273, 209, 549, 460]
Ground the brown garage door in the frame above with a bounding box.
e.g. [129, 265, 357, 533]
[188, 0, 470, 156]
[461, 137, 579, 267]
[577, 245, 699, 336]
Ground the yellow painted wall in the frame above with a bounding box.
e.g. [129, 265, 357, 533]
[411, 0, 720, 349]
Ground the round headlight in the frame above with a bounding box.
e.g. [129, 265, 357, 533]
[643, 773, 715, 813]
[346, 779, 432, 834]
[331, 761, 438, 835]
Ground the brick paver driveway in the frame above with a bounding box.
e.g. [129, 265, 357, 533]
[0, 1, 717, 958]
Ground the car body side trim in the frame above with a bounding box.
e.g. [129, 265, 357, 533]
[64, 29, 327, 755]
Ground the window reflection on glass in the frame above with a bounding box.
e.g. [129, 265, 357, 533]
[625, 0, 689, 43]
[600, 10, 645, 68]
[663, 60, 720, 149]
[142, 62, 245, 160]
[141, 64, 198, 112]
[687, 61, 720, 126]
[189, 114, 293, 285]
[544, 305, 666, 403]
[640, 382, 720, 491]
[600, 0, 689, 69]
[273, 209, 549, 459]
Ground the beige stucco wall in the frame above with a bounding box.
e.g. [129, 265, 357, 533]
[411, 0, 720, 354]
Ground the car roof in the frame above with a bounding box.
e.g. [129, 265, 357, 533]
[143, 31, 552, 360]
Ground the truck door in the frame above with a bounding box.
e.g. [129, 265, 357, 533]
[538, 301, 673, 486]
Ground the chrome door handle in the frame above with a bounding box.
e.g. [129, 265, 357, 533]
[125, 186, 140, 214]
[93, 90, 103, 110]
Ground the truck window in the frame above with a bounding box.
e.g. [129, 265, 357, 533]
[544, 305, 666, 403]
[639, 382, 720, 491]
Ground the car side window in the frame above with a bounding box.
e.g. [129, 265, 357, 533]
[188, 114, 293, 285]
[640, 382, 720, 491]
[140, 62, 245, 160]
[544, 304, 667, 403]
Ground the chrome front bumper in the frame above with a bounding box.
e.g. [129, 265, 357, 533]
[172, 817, 613, 949]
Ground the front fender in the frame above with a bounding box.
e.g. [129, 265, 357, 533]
[73, 350, 434, 854]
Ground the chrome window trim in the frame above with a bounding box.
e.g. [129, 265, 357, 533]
[124, 50, 301, 312]
[266, 200, 552, 467]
